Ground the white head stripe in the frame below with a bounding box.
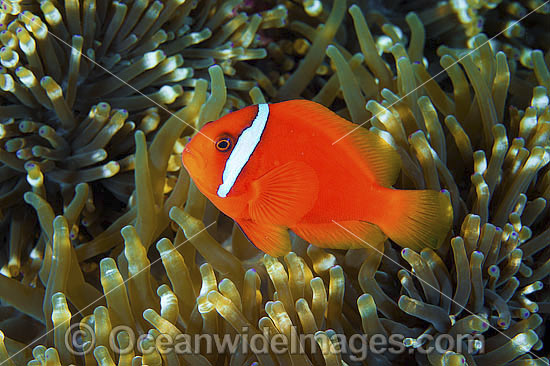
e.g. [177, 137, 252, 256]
[217, 104, 269, 198]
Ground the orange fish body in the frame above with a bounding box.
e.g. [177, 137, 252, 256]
[182, 100, 453, 256]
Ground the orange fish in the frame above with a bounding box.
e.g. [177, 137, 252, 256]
[182, 100, 453, 257]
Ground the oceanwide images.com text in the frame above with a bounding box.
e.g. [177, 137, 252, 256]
[66, 324, 485, 361]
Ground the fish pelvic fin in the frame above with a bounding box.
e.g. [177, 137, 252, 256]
[376, 189, 453, 251]
[292, 221, 386, 251]
[237, 219, 291, 257]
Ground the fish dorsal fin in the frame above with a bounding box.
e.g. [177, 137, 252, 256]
[292, 220, 386, 250]
[276, 100, 402, 187]
[237, 220, 291, 257]
[249, 161, 318, 226]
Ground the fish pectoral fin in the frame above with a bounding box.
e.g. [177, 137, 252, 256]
[237, 219, 291, 257]
[292, 220, 386, 251]
[248, 161, 318, 225]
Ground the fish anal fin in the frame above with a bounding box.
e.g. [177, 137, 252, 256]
[249, 161, 318, 226]
[237, 220, 291, 257]
[274, 100, 402, 187]
[292, 220, 386, 251]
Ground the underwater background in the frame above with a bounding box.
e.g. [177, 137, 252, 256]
[0, 0, 550, 364]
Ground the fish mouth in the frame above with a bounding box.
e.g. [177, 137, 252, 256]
[181, 147, 194, 168]
[181, 146, 203, 173]
[183, 145, 194, 156]
[181, 148, 210, 190]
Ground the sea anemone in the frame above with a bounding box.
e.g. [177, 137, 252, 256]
[0, 0, 285, 276]
[0, 0, 549, 365]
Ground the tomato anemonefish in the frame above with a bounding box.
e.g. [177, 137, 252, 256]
[182, 100, 453, 257]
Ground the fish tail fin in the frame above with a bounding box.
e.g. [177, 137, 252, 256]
[376, 189, 453, 251]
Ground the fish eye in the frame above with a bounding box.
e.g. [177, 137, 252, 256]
[215, 137, 232, 152]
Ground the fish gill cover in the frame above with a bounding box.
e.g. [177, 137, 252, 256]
[0, 0, 549, 365]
